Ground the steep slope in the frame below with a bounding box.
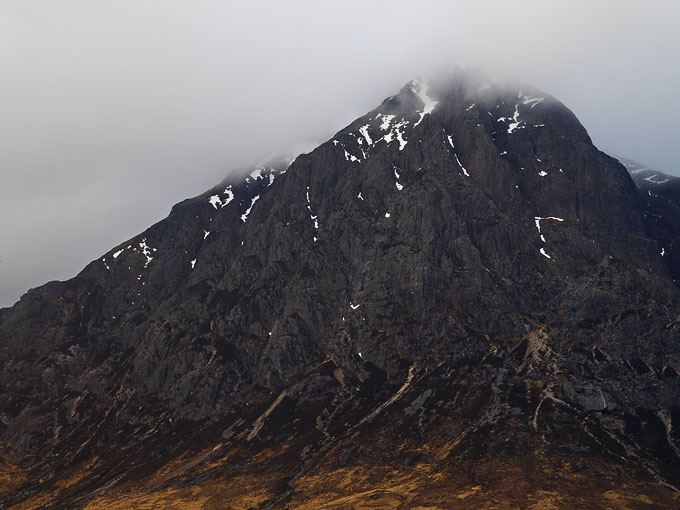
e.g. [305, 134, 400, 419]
[619, 155, 680, 281]
[1, 74, 680, 509]
[619, 156, 679, 189]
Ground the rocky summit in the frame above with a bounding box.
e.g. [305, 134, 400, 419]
[1, 73, 680, 509]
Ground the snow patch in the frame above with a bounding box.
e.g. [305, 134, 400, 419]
[113, 248, 125, 259]
[393, 167, 404, 191]
[138, 238, 154, 267]
[344, 149, 360, 163]
[241, 195, 260, 222]
[630, 167, 649, 175]
[395, 127, 408, 150]
[534, 217, 565, 260]
[209, 195, 222, 209]
[222, 186, 234, 206]
[506, 105, 524, 133]
[645, 174, 670, 185]
[455, 154, 470, 177]
[191, 259, 196, 269]
[374, 113, 408, 150]
[520, 93, 544, 108]
[382, 120, 408, 150]
[307, 186, 318, 241]
[378, 114, 396, 131]
[534, 216, 565, 234]
[538, 171, 548, 177]
[359, 124, 373, 145]
[411, 79, 439, 126]
[248, 166, 265, 180]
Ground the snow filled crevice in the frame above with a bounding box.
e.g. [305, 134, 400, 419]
[222, 186, 234, 205]
[506, 105, 524, 133]
[359, 124, 373, 146]
[497, 103, 526, 134]
[241, 195, 260, 222]
[411, 79, 439, 126]
[455, 154, 470, 177]
[445, 134, 469, 177]
[394, 167, 403, 191]
[534, 216, 565, 259]
[306, 186, 318, 242]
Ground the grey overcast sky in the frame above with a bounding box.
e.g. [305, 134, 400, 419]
[1, 0, 679, 307]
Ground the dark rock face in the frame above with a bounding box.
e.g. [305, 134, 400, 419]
[1, 74, 680, 508]
[619, 155, 680, 281]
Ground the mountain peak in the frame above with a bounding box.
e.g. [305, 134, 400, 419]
[2, 74, 680, 508]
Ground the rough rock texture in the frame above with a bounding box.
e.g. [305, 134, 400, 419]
[1, 74, 679, 509]
[620, 155, 680, 282]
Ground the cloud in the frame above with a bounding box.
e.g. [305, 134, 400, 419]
[0, 0, 678, 306]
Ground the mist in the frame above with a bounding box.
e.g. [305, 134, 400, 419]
[1, 0, 678, 307]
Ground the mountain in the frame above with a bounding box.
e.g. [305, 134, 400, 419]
[619, 156, 679, 189]
[618, 156, 680, 283]
[1, 73, 680, 509]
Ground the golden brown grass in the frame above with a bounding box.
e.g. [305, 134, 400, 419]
[3, 435, 679, 509]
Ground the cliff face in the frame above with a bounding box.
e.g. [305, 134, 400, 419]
[620, 155, 680, 282]
[1, 74, 679, 509]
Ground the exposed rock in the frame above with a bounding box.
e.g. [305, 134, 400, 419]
[1, 73, 679, 509]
